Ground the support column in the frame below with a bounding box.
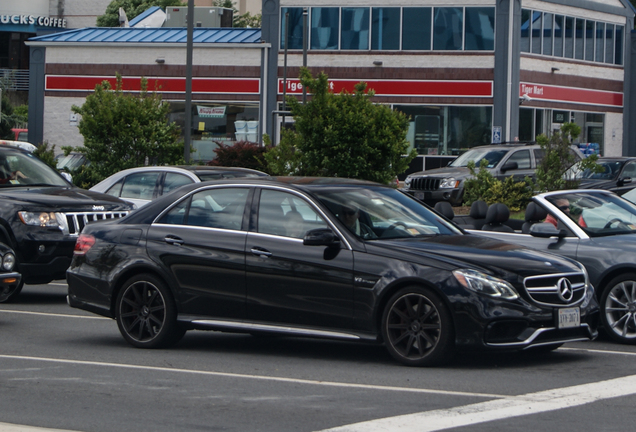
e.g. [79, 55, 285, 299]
[28, 46, 46, 146]
[493, 0, 521, 143]
[261, 0, 280, 140]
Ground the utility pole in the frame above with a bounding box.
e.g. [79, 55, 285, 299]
[184, 0, 194, 163]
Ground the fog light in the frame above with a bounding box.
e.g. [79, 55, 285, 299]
[2, 277, 17, 284]
[38, 245, 45, 253]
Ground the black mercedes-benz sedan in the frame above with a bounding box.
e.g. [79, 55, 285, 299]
[67, 177, 598, 366]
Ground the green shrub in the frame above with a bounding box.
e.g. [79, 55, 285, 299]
[463, 160, 533, 211]
[208, 140, 265, 170]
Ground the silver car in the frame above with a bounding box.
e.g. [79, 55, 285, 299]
[473, 189, 636, 345]
[90, 165, 268, 208]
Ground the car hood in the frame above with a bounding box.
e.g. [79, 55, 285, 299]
[408, 166, 473, 179]
[578, 179, 618, 190]
[0, 186, 132, 210]
[370, 234, 580, 278]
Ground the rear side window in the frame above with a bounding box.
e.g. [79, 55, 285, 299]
[163, 173, 193, 195]
[120, 172, 160, 200]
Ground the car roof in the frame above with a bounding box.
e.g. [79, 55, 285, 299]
[594, 157, 636, 162]
[124, 176, 386, 224]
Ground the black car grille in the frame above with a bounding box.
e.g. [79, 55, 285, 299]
[62, 211, 129, 236]
[409, 177, 441, 191]
[523, 272, 587, 306]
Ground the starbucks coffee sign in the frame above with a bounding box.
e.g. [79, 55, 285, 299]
[0, 14, 67, 28]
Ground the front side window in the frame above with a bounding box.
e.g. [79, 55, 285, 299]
[341, 8, 370, 50]
[311, 7, 339, 49]
[258, 189, 327, 239]
[433, 7, 463, 50]
[505, 150, 531, 170]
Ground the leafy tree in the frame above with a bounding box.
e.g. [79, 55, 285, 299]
[0, 94, 14, 140]
[463, 160, 533, 211]
[209, 140, 265, 170]
[33, 142, 58, 169]
[264, 68, 416, 184]
[97, 0, 184, 27]
[70, 73, 184, 186]
[213, 0, 261, 28]
[534, 122, 599, 192]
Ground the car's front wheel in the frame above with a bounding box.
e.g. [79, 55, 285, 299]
[381, 286, 454, 366]
[116, 274, 185, 348]
[601, 273, 636, 344]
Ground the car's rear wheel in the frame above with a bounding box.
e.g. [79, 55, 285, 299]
[381, 286, 454, 367]
[116, 274, 185, 348]
[600, 273, 636, 344]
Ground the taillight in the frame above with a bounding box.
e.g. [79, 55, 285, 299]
[74, 234, 95, 255]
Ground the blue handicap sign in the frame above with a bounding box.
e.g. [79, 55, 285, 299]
[492, 126, 502, 144]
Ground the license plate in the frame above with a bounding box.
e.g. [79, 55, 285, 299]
[558, 307, 580, 329]
[415, 192, 425, 200]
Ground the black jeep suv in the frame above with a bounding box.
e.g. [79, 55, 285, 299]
[0, 146, 132, 301]
[402, 143, 584, 206]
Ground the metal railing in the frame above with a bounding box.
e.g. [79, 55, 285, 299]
[0, 69, 29, 91]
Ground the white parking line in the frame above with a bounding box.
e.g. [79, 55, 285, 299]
[0, 354, 504, 399]
[319, 374, 636, 432]
[560, 346, 636, 356]
[0, 423, 79, 432]
[0, 310, 108, 320]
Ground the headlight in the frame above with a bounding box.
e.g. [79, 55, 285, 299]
[404, 177, 412, 187]
[439, 178, 460, 189]
[2, 253, 15, 271]
[453, 269, 519, 300]
[18, 211, 62, 228]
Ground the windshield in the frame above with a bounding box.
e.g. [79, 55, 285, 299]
[0, 152, 70, 187]
[56, 153, 89, 171]
[311, 186, 462, 239]
[547, 192, 636, 237]
[450, 149, 508, 168]
[573, 160, 624, 180]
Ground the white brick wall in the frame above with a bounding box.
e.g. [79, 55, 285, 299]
[43, 97, 86, 150]
[604, 112, 623, 156]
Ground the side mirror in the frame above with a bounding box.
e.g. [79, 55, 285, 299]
[303, 228, 340, 247]
[529, 222, 567, 239]
[500, 161, 518, 173]
[618, 177, 632, 186]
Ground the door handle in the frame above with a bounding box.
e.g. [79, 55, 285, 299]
[164, 236, 184, 246]
[251, 247, 272, 258]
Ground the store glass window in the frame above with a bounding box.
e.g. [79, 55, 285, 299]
[280, 8, 304, 50]
[311, 7, 339, 50]
[585, 20, 595, 61]
[341, 8, 370, 50]
[372, 7, 400, 50]
[554, 15, 563, 57]
[542, 13, 553, 56]
[615, 25, 624, 66]
[520, 9, 531, 52]
[531, 11, 542, 54]
[564, 17, 574, 58]
[433, 7, 463, 50]
[605, 24, 614, 64]
[518, 108, 534, 142]
[464, 7, 494, 50]
[402, 7, 431, 50]
[394, 105, 492, 156]
[575, 18, 584, 60]
[595, 22, 604, 63]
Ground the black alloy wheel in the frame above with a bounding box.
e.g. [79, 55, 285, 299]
[116, 274, 185, 348]
[600, 273, 636, 344]
[381, 286, 454, 366]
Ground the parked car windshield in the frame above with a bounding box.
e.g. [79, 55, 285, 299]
[450, 149, 508, 168]
[548, 191, 636, 237]
[311, 186, 462, 239]
[572, 160, 624, 180]
[0, 151, 69, 187]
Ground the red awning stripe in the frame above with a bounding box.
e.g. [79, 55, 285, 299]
[520, 82, 623, 107]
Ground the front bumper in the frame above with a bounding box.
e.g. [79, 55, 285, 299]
[404, 188, 463, 205]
